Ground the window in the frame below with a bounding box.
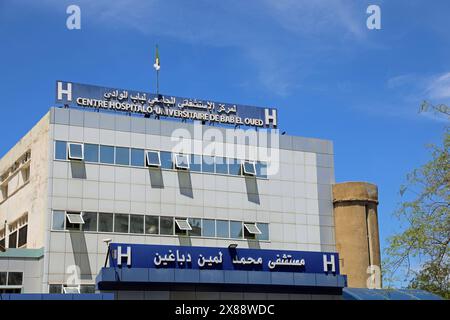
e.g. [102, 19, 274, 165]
[145, 216, 159, 234]
[160, 151, 172, 169]
[115, 147, 130, 165]
[82, 212, 98, 232]
[63, 285, 80, 294]
[84, 144, 99, 162]
[114, 214, 129, 233]
[52, 210, 65, 230]
[216, 220, 229, 238]
[21, 167, 30, 184]
[160, 216, 174, 235]
[131, 148, 145, 167]
[0, 272, 6, 286]
[202, 156, 215, 173]
[256, 161, 267, 178]
[174, 154, 190, 170]
[68, 143, 84, 160]
[0, 237, 5, 251]
[100, 145, 115, 164]
[256, 223, 269, 241]
[188, 218, 201, 236]
[18, 225, 27, 247]
[66, 212, 85, 224]
[228, 159, 241, 176]
[230, 221, 243, 239]
[7, 272, 23, 286]
[98, 213, 114, 232]
[55, 141, 67, 160]
[49, 284, 62, 294]
[80, 284, 96, 294]
[242, 161, 256, 176]
[8, 231, 17, 248]
[130, 215, 144, 234]
[215, 157, 228, 174]
[190, 154, 202, 172]
[202, 219, 215, 237]
[66, 212, 85, 230]
[243, 223, 261, 239]
[146, 150, 161, 167]
[175, 218, 191, 235]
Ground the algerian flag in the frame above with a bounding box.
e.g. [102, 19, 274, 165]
[153, 45, 160, 71]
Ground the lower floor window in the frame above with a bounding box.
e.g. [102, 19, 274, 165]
[49, 284, 96, 294]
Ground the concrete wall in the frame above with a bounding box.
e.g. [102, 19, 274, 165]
[0, 114, 50, 249]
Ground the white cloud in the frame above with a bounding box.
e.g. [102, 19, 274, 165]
[426, 72, 450, 100]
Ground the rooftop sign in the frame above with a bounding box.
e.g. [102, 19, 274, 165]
[56, 81, 278, 128]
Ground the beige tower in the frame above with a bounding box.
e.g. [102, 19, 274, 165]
[332, 182, 381, 288]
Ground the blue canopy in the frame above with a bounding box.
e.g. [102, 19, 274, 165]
[343, 287, 444, 300]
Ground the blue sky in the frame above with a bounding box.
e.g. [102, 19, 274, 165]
[1, 1, 449, 285]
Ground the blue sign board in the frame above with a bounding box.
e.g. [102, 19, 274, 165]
[109, 243, 340, 275]
[55, 81, 278, 128]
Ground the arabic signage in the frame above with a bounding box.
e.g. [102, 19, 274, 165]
[55, 81, 278, 128]
[109, 243, 340, 274]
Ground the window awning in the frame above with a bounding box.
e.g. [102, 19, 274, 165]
[175, 219, 192, 231]
[174, 154, 190, 170]
[242, 161, 256, 176]
[66, 213, 85, 224]
[63, 286, 80, 294]
[243, 223, 261, 234]
[146, 151, 161, 167]
[68, 143, 84, 160]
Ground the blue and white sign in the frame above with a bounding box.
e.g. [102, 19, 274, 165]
[109, 243, 340, 274]
[56, 81, 278, 128]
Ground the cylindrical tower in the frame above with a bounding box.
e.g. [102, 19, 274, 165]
[332, 182, 381, 288]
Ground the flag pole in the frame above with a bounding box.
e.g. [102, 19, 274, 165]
[156, 68, 159, 96]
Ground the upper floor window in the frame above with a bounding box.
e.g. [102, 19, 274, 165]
[242, 161, 256, 176]
[174, 154, 190, 170]
[146, 150, 161, 167]
[68, 143, 84, 161]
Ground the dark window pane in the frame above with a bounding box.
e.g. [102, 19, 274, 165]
[7, 272, 23, 286]
[98, 213, 113, 232]
[55, 141, 67, 160]
[188, 218, 201, 236]
[52, 211, 65, 230]
[18, 225, 27, 247]
[146, 151, 161, 166]
[243, 161, 256, 175]
[130, 215, 144, 234]
[8, 231, 17, 248]
[0, 272, 6, 285]
[256, 161, 267, 178]
[160, 151, 173, 169]
[145, 216, 159, 234]
[215, 157, 228, 174]
[256, 223, 269, 241]
[202, 219, 215, 237]
[0, 238, 5, 251]
[190, 154, 201, 172]
[229, 159, 241, 175]
[216, 220, 229, 238]
[80, 285, 96, 294]
[115, 147, 130, 165]
[84, 144, 99, 162]
[49, 284, 62, 293]
[66, 216, 80, 231]
[68, 143, 83, 159]
[131, 148, 145, 167]
[160, 216, 174, 235]
[114, 214, 129, 233]
[82, 212, 97, 231]
[100, 145, 115, 164]
[230, 221, 243, 239]
[202, 156, 215, 173]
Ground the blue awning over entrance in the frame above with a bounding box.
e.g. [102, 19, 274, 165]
[343, 287, 444, 300]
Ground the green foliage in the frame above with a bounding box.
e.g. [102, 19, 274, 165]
[384, 102, 449, 299]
